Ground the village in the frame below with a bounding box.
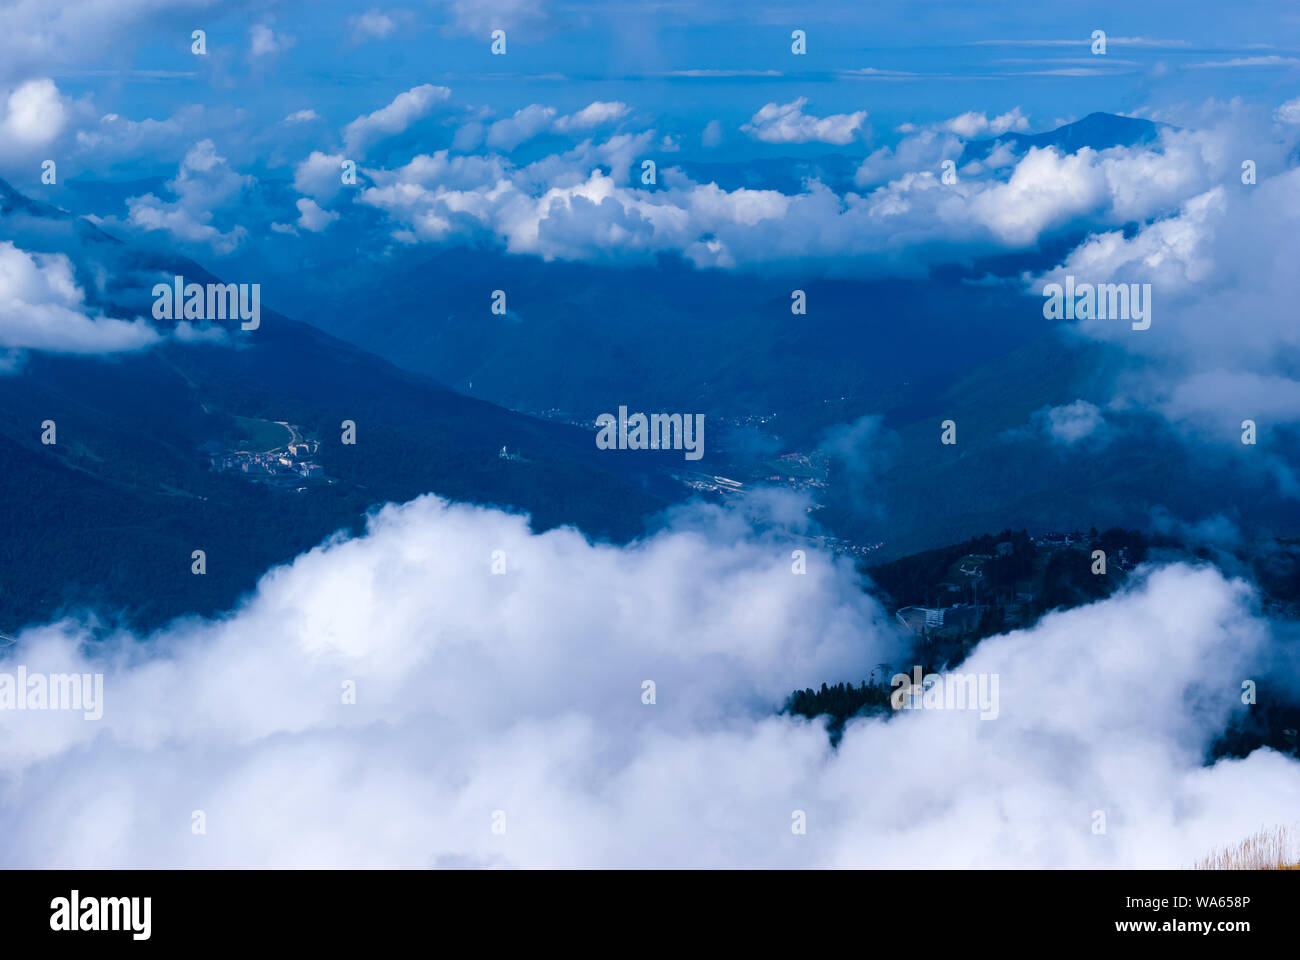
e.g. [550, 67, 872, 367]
[209, 420, 327, 491]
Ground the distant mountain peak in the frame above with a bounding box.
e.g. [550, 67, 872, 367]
[0, 177, 70, 220]
[960, 111, 1166, 166]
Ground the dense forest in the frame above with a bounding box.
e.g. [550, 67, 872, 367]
[787, 529, 1300, 761]
[785, 680, 895, 745]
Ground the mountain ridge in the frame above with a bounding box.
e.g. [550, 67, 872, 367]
[0, 179, 685, 631]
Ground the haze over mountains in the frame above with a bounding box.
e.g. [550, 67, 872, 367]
[0, 178, 685, 630]
[95, 110, 1289, 558]
[4, 108, 1298, 638]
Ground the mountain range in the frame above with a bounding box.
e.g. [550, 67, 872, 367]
[0, 180, 685, 631]
[4, 111, 1296, 630]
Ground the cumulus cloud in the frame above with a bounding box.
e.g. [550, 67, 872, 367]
[356, 132, 670, 250]
[944, 107, 1030, 139]
[1038, 187, 1224, 297]
[292, 150, 349, 202]
[0, 241, 161, 360]
[62, 103, 255, 175]
[124, 140, 252, 254]
[1275, 97, 1300, 125]
[485, 104, 557, 151]
[353, 117, 1245, 275]
[465, 101, 631, 153]
[0, 78, 66, 151]
[451, 121, 485, 152]
[853, 111, 1028, 187]
[342, 84, 451, 156]
[294, 197, 339, 232]
[73, 111, 184, 160]
[969, 146, 1108, 246]
[335, 95, 1300, 480]
[1029, 117, 1300, 442]
[854, 129, 964, 188]
[552, 101, 630, 133]
[1, 492, 1296, 867]
[743, 98, 867, 145]
[283, 109, 320, 124]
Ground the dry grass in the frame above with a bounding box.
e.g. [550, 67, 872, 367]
[1193, 825, 1300, 870]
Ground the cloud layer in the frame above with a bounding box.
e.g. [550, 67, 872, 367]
[1, 493, 1296, 867]
[0, 241, 161, 361]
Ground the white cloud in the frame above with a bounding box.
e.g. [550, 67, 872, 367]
[1275, 97, 1300, 124]
[854, 129, 964, 187]
[970, 146, 1107, 246]
[485, 104, 556, 151]
[294, 197, 339, 232]
[1027, 118, 1300, 439]
[472, 101, 631, 153]
[74, 111, 184, 159]
[1, 493, 1296, 867]
[1160, 371, 1300, 435]
[669, 69, 782, 78]
[0, 78, 66, 150]
[283, 109, 320, 125]
[124, 140, 252, 254]
[0, 241, 160, 359]
[63, 104, 251, 175]
[293, 150, 348, 202]
[249, 24, 286, 57]
[173, 320, 230, 344]
[347, 112, 1266, 287]
[742, 97, 867, 145]
[553, 101, 630, 132]
[701, 119, 723, 148]
[324, 97, 1300, 467]
[123, 196, 245, 252]
[350, 9, 396, 41]
[342, 84, 451, 155]
[451, 121, 485, 152]
[944, 107, 1030, 139]
[854, 111, 1027, 187]
[352, 127, 1213, 271]
[1037, 187, 1225, 297]
[1189, 56, 1300, 69]
[436, 0, 546, 36]
[0, 0, 212, 84]
[1035, 400, 1107, 445]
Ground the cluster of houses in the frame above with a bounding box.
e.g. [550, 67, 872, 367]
[210, 436, 325, 487]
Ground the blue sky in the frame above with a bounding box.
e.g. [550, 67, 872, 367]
[6, 0, 1300, 184]
[2, 0, 1300, 444]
